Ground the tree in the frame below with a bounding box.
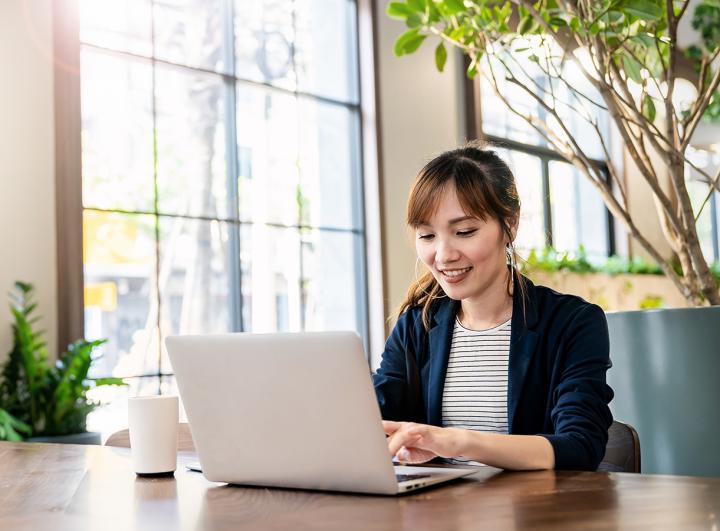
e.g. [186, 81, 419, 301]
[387, 0, 720, 305]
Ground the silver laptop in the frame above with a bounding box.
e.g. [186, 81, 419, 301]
[166, 331, 476, 495]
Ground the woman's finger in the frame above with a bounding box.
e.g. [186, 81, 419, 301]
[387, 428, 422, 457]
[382, 420, 402, 435]
[396, 446, 436, 465]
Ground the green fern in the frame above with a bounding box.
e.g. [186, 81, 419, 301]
[0, 282, 125, 439]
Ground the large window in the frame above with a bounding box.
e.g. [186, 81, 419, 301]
[687, 146, 720, 263]
[487, 137, 614, 261]
[478, 48, 614, 262]
[79, 0, 366, 435]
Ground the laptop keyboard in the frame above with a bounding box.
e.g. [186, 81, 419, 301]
[396, 473, 432, 483]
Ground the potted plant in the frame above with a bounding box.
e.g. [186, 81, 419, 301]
[386, 0, 720, 475]
[0, 282, 124, 444]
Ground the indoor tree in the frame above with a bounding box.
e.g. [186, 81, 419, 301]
[387, 0, 720, 304]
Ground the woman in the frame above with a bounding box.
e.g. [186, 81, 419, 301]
[373, 144, 614, 471]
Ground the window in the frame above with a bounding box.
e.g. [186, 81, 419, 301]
[477, 43, 614, 262]
[78, 0, 366, 436]
[486, 137, 614, 262]
[687, 146, 720, 263]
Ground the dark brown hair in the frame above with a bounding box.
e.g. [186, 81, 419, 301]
[398, 142, 527, 329]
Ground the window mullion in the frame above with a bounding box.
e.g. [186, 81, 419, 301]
[711, 192, 719, 262]
[221, 0, 243, 332]
[150, 0, 162, 392]
[605, 169, 616, 257]
[541, 158, 552, 248]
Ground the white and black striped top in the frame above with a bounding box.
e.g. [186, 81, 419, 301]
[441, 317, 511, 466]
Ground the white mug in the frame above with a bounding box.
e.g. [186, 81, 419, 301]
[128, 395, 179, 475]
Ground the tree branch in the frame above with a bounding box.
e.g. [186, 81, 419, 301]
[682, 64, 720, 151]
[694, 165, 720, 222]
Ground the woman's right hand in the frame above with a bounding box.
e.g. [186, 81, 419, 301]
[383, 421, 465, 465]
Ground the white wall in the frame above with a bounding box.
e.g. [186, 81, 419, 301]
[374, 1, 465, 354]
[0, 0, 57, 361]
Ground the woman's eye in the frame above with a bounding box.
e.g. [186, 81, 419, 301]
[417, 234, 434, 240]
[457, 229, 477, 237]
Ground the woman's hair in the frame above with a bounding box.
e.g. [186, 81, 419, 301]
[397, 142, 527, 329]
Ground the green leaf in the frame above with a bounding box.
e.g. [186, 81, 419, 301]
[466, 58, 479, 78]
[623, 0, 663, 21]
[449, 27, 466, 41]
[387, 2, 414, 19]
[92, 377, 126, 387]
[406, 12, 423, 27]
[605, 10, 625, 23]
[394, 28, 426, 56]
[621, 53, 644, 83]
[435, 42, 448, 72]
[408, 0, 426, 11]
[405, 34, 427, 54]
[427, 1, 441, 22]
[642, 94, 657, 121]
[501, 1, 512, 20]
[549, 16, 567, 26]
[630, 33, 656, 48]
[494, 3, 511, 25]
[685, 44, 702, 60]
[443, 0, 466, 16]
[0, 409, 31, 441]
[517, 14, 534, 34]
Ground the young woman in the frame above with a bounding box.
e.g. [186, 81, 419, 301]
[373, 144, 614, 471]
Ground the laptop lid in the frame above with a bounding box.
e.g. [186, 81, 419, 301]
[166, 331, 400, 495]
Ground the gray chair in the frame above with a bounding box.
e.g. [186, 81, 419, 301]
[106, 422, 196, 452]
[598, 420, 641, 473]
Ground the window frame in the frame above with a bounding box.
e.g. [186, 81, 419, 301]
[483, 134, 616, 257]
[463, 60, 616, 258]
[53, 0, 385, 361]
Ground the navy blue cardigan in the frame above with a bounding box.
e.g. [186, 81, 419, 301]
[372, 277, 614, 471]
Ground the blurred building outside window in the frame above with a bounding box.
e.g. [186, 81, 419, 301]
[686, 146, 720, 263]
[79, 0, 366, 439]
[479, 40, 614, 263]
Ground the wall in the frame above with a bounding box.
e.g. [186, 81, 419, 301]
[374, 1, 465, 366]
[623, 146, 674, 262]
[0, 0, 57, 361]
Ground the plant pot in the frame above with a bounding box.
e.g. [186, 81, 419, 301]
[26, 431, 102, 445]
[606, 306, 720, 476]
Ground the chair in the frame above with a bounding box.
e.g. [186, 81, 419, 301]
[598, 420, 641, 473]
[105, 422, 196, 452]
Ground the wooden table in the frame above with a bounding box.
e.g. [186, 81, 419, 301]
[2, 441, 719, 530]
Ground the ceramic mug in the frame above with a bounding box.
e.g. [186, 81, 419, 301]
[128, 395, 179, 476]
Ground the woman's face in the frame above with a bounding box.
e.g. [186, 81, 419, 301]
[415, 184, 511, 303]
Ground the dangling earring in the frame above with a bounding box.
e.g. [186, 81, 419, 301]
[506, 242, 517, 270]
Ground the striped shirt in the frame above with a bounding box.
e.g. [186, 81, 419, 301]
[441, 317, 511, 466]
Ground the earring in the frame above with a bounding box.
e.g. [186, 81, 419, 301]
[506, 242, 517, 270]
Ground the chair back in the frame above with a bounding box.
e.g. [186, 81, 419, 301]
[598, 420, 641, 473]
[105, 422, 196, 452]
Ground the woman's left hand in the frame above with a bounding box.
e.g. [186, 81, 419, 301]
[383, 421, 464, 465]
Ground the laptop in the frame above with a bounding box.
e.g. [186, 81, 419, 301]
[166, 331, 476, 495]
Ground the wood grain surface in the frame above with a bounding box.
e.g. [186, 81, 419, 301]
[1, 441, 718, 530]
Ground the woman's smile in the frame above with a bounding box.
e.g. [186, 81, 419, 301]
[438, 266, 473, 283]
